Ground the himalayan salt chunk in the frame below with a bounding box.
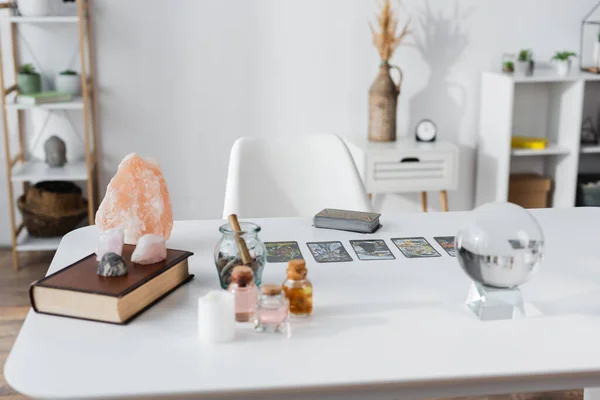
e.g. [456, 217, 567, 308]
[97, 252, 128, 277]
[96, 227, 124, 261]
[95, 153, 173, 244]
[131, 234, 167, 265]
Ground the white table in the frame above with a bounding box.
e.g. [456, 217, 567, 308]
[6, 208, 600, 399]
[344, 137, 459, 212]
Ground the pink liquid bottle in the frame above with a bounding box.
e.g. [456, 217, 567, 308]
[254, 284, 289, 333]
[227, 265, 258, 322]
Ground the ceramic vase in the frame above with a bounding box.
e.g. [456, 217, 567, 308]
[515, 60, 533, 76]
[594, 42, 600, 68]
[17, 73, 41, 94]
[55, 74, 81, 96]
[16, 0, 52, 16]
[368, 62, 402, 142]
[555, 60, 571, 77]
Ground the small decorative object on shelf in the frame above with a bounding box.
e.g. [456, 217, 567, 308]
[511, 136, 548, 150]
[594, 32, 600, 69]
[515, 49, 534, 76]
[552, 51, 576, 77]
[367, 0, 409, 142]
[17, 91, 72, 105]
[197, 291, 235, 344]
[96, 227, 124, 261]
[43, 135, 67, 167]
[214, 217, 266, 289]
[96, 153, 174, 244]
[502, 53, 515, 73]
[581, 116, 598, 145]
[97, 252, 128, 277]
[282, 259, 313, 318]
[131, 234, 167, 265]
[55, 69, 81, 96]
[580, 2, 600, 73]
[228, 265, 258, 322]
[17, 181, 87, 237]
[17, 63, 41, 94]
[16, 0, 52, 17]
[255, 284, 289, 333]
[456, 202, 544, 321]
[415, 119, 437, 142]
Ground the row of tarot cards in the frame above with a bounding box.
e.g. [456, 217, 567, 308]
[264, 237, 456, 264]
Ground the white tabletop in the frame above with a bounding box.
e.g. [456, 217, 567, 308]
[344, 136, 457, 153]
[6, 208, 600, 399]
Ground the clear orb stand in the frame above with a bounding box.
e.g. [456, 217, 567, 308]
[466, 282, 525, 321]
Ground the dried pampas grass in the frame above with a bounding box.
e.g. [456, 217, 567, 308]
[369, 0, 410, 62]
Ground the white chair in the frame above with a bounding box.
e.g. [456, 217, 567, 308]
[223, 133, 373, 218]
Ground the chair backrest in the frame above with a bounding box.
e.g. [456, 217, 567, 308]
[223, 134, 373, 218]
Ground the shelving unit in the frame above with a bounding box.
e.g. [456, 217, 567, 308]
[476, 71, 599, 209]
[0, 1, 98, 269]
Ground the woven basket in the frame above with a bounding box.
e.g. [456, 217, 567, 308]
[17, 181, 88, 237]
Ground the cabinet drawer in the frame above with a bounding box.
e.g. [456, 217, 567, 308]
[366, 151, 456, 193]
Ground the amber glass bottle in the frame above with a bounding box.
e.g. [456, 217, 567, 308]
[282, 259, 313, 317]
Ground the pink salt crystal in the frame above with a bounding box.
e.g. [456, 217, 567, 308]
[95, 153, 173, 244]
[131, 234, 167, 265]
[96, 227, 124, 261]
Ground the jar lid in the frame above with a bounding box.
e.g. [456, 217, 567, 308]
[231, 265, 254, 286]
[287, 259, 307, 280]
[261, 284, 282, 296]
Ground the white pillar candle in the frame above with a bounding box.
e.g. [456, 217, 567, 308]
[197, 291, 235, 344]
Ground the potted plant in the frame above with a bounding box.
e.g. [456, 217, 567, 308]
[16, 0, 53, 17]
[515, 49, 534, 76]
[552, 51, 576, 77]
[17, 64, 41, 94]
[503, 61, 514, 74]
[55, 70, 81, 96]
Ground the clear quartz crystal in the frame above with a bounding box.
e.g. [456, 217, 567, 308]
[255, 288, 288, 333]
[456, 202, 544, 320]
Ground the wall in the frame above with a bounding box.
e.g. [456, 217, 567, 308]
[0, 0, 597, 245]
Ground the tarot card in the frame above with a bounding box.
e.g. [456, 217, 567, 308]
[306, 241, 353, 263]
[349, 240, 395, 261]
[264, 241, 303, 263]
[391, 237, 441, 258]
[434, 236, 456, 257]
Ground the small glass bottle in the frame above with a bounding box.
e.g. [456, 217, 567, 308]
[227, 265, 258, 322]
[282, 259, 313, 317]
[254, 284, 288, 333]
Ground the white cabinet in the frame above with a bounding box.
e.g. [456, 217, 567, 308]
[344, 137, 459, 211]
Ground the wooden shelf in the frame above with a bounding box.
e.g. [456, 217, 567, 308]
[5, 97, 84, 110]
[510, 144, 571, 156]
[580, 145, 600, 154]
[11, 160, 88, 182]
[9, 16, 79, 24]
[16, 229, 62, 252]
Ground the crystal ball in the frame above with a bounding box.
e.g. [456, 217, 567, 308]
[455, 202, 544, 289]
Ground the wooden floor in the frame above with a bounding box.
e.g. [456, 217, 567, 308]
[0, 248, 584, 400]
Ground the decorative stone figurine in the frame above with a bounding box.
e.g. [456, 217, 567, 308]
[97, 252, 128, 277]
[131, 234, 167, 265]
[44, 135, 67, 167]
[95, 153, 173, 244]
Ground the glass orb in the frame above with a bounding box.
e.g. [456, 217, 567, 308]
[456, 202, 544, 289]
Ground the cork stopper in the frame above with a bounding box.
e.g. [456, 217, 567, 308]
[261, 284, 282, 296]
[287, 259, 307, 280]
[231, 265, 254, 287]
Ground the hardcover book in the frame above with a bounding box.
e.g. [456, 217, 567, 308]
[30, 245, 194, 325]
[17, 91, 73, 105]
